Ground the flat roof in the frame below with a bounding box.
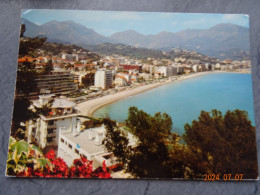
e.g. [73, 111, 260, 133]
[62, 126, 137, 155]
[52, 98, 76, 108]
[33, 98, 76, 108]
[62, 129, 106, 155]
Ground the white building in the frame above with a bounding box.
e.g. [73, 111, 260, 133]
[157, 66, 168, 77]
[115, 75, 130, 86]
[28, 95, 81, 149]
[73, 72, 87, 85]
[94, 69, 113, 89]
[192, 65, 198, 72]
[62, 53, 77, 61]
[139, 73, 152, 81]
[157, 66, 178, 77]
[215, 63, 221, 70]
[205, 63, 210, 70]
[58, 124, 137, 168]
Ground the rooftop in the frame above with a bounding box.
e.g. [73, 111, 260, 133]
[62, 128, 106, 155]
[62, 126, 137, 155]
[52, 98, 76, 108]
[33, 97, 76, 108]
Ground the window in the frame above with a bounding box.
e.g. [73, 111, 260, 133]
[75, 149, 79, 155]
[47, 128, 54, 134]
[61, 138, 64, 143]
[48, 120, 54, 125]
[32, 128, 36, 133]
[68, 144, 72, 149]
[47, 137, 53, 143]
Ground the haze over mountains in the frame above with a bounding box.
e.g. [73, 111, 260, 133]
[22, 19, 250, 60]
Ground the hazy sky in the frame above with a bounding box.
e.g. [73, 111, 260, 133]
[22, 9, 249, 36]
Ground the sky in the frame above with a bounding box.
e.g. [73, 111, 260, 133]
[21, 9, 249, 36]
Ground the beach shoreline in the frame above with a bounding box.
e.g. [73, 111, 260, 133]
[76, 71, 218, 117]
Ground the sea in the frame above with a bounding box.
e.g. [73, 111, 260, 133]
[93, 73, 255, 135]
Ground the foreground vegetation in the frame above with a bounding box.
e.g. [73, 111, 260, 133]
[103, 107, 258, 179]
[8, 107, 257, 179]
[6, 137, 111, 178]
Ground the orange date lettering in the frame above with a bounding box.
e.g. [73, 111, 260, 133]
[204, 174, 220, 181]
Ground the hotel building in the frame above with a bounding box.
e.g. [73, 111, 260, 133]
[27, 95, 81, 149]
[94, 69, 113, 89]
[58, 124, 137, 168]
[36, 71, 77, 96]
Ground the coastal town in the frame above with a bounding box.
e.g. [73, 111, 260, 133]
[18, 45, 251, 103]
[6, 10, 258, 180]
[14, 38, 251, 177]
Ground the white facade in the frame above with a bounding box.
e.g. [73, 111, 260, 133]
[62, 54, 77, 61]
[94, 69, 113, 89]
[58, 124, 137, 168]
[157, 66, 178, 77]
[28, 95, 81, 149]
[192, 65, 198, 72]
[73, 72, 87, 84]
[215, 63, 221, 70]
[205, 63, 210, 70]
[157, 66, 168, 77]
[115, 76, 129, 86]
[139, 73, 152, 81]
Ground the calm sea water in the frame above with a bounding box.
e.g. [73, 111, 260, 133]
[93, 73, 255, 135]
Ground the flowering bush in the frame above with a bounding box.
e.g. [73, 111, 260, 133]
[7, 137, 111, 178]
[70, 157, 110, 178]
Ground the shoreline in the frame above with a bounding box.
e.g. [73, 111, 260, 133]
[76, 71, 217, 117]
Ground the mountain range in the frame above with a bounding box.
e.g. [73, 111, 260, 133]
[22, 19, 250, 60]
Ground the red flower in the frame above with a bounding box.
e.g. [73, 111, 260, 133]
[45, 150, 56, 161]
[81, 157, 87, 163]
[102, 161, 107, 172]
[15, 149, 111, 178]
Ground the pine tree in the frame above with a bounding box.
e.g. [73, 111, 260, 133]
[183, 109, 258, 179]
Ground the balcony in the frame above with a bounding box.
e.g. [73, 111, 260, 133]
[47, 124, 56, 128]
[47, 131, 57, 137]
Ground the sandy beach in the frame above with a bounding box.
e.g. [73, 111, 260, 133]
[76, 71, 215, 117]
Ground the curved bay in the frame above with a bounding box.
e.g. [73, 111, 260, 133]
[94, 73, 255, 135]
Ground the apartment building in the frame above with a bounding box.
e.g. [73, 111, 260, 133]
[36, 71, 77, 96]
[58, 124, 137, 168]
[27, 95, 81, 149]
[94, 69, 113, 89]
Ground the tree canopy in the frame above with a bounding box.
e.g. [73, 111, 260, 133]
[102, 107, 258, 179]
[19, 37, 47, 57]
[183, 109, 258, 179]
[103, 106, 187, 178]
[81, 73, 95, 88]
